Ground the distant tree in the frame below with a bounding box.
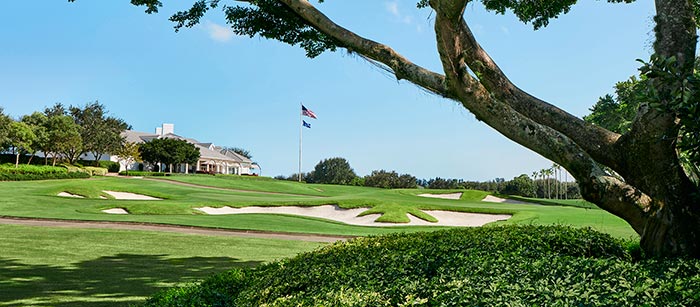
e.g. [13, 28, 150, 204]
[364, 170, 417, 189]
[310, 157, 357, 185]
[138, 139, 165, 171]
[20, 112, 49, 164]
[0, 108, 11, 151]
[44, 103, 67, 118]
[501, 174, 535, 197]
[114, 142, 141, 175]
[175, 140, 201, 166]
[46, 115, 83, 165]
[139, 138, 200, 172]
[7, 121, 36, 167]
[69, 102, 129, 165]
[223, 146, 252, 159]
[426, 177, 462, 190]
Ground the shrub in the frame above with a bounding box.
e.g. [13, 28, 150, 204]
[141, 225, 700, 306]
[83, 166, 108, 176]
[98, 160, 121, 173]
[0, 163, 91, 180]
[119, 171, 167, 177]
[0, 163, 67, 175]
[0, 171, 89, 181]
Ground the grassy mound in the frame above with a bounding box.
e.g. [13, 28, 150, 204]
[142, 225, 699, 306]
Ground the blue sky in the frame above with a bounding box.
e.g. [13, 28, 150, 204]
[0, 1, 655, 180]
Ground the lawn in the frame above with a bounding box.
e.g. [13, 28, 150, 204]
[0, 175, 637, 238]
[0, 223, 322, 307]
[0, 175, 639, 306]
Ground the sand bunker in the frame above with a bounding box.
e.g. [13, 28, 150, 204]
[482, 195, 534, 205]
[57, 192, 84, 198]
[417, 192, 463, 200]
[102, 208, 129, 214]
[195, 205, 510, 227]
[103, 191, 162, 200]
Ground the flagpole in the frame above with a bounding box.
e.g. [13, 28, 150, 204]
[299, 102, 303, 182]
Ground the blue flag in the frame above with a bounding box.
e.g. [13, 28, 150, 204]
[303, 120, 311, 129]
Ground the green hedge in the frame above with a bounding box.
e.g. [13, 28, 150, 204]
[98, 160, 121, 173]
[143, 225, 700, 307]
[119, 171, 168, 177]
[0, 164, 68, 175]
[0, 172, 90, 181]
[0, 163, 95, 181]
[83, 166, 108, 176]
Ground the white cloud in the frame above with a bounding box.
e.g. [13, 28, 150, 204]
[204, 20, 235, 43]
[385, 1, 413, 25]
[500, 26, 510, 35]
[386, 1, 400, 17]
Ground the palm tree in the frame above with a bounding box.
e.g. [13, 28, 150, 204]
[552, 163, 561, 200]
[538, 169, 546, 198]
[545, 168, 554, 199]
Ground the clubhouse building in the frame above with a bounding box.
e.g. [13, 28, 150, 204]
[108, 123, 259, 175]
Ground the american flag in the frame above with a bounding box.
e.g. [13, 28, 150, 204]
[302, 105, 317, 119]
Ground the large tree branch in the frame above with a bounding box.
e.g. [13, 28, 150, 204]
[429, 0, 622, 169]
[269, 0, 449, 98]
[430, 0, 649, 232]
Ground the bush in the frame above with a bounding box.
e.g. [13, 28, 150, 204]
[98, 160, 121, 173]
[119, 171, 167, 176]
[83, 166, 108, 176]
[0, 163, 67, 175]
[141, 225, 700, 307]
[0, 163, 91, 180]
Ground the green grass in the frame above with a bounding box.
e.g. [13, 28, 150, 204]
[0, 175, 637, 238]
[0, 223, 322, 307]
[505, 194, 599, 209]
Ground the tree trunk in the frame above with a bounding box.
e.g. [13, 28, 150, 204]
[641, 202, 700, 257]
[15, 153, 20, 168]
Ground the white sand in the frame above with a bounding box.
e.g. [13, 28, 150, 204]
[102, 208, 129, 214]
[482, 195, 534, 205]
[57, 192, 84, 198]
[103, 191, 162, 200]
[195, 205, 510, 227]
[417, 192, 463, 200]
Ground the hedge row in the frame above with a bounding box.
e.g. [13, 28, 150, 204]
[0, 172, 90, 181]
[0, 164, 68, 175]
[143, 225, 699, 307]
[119, 171, 168, 177]
[0, 163, 105, 181]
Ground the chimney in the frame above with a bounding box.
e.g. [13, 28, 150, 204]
[155, 127, 162, 136]
[162, 123, 174, 135]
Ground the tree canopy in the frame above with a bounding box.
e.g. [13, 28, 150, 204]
[309, 157, 357, 185]
[139, 138, 200, 171]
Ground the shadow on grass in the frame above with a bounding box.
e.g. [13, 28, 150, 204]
[0, 254, 260, 307]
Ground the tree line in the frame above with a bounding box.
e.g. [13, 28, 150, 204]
[0, 102, 128, 167]
[276, 157, 581, 198]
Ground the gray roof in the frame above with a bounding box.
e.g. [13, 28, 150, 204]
[220, 149, 253, 164]
[122, 130, 156, 144]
